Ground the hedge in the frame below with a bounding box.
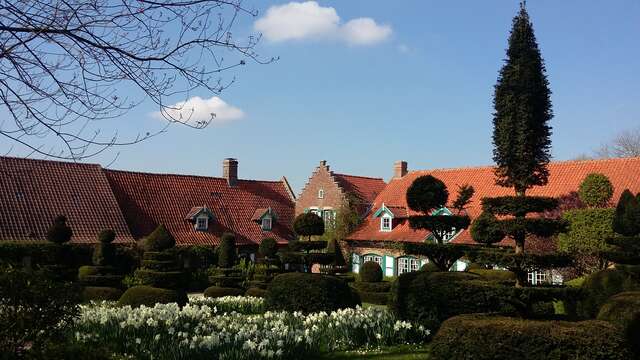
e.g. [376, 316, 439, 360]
[133, 269, 185, 289]
[79, 274, 124, 288]
[357, 291, 389, 305]
[468, 269, 516, 283]
[117, 286, 188, 307]
[577, 269, 640, 318]
[351, 281, 391, 293]
[142, 251, 175, 262]
[82, 287, 123, 302]
[430, 314, 631, 360]
[203, 286, 245, 298]
[141, 259, 178, 271]
[266, 273, 360, 313]
[359, 261, 383, 282]
[245, 287, 268, 298]
[597, 291, 640, 355]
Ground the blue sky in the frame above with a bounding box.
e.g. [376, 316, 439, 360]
[5, 1, 639, 193]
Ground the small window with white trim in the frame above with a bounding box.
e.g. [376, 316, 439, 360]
[195, 216, 208, 231]
[318, 189, 324, 199]
[381, 216, 392, 231]
[363, 254, 382, 265]
[398, 257, 420, 275]
[261, 217, 272, 231]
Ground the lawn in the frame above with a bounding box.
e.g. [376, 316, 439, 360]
[318, 345, 431, 359]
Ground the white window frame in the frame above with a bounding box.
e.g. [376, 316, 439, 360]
[397, 257, 420, 275]
[352, 253, 361, 273]
[195, 216, 208, 231]
[528, 271, 548, 286]
[261, 217, 272, 231]
[318, 189, 324, 199]
[363, 254, 382, 266]
[380, 215, 392, 232]
[322, 209, 335, 227]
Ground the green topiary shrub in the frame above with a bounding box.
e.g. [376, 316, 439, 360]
[357, 291, 389, 305]
[82, 286, 123, 302]
[468, 269, 516, 283]
[577, 269, 640, 318]
[217, 232, 237, 269]
[46, 215, 73, 244]
[597, 291, 640, 355]
[293, 213, 325, 240]
[351, 281, 391, 293]
[390, 271, 512, 329]
[579, 173, 614, 208]
[92, 242, 116, 266]
[430, 314, 631, 360]
[117, 285, 187, 307]
[258, 238, 279, 259]
[98, 229, 116, 244]
[359, 261, 383, 282]
[77, 265, 101, 280]
[420, 262, 440, 272]
[266, 273, 360, 313]
[133, 269, 185, 289]
[141, 224, 175, 252]
[203, 286, 244, 298]
[79, 274, 123, 288]
[245, 287, 268, 298]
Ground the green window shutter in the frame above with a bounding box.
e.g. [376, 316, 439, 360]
[304, 208, 309, 213]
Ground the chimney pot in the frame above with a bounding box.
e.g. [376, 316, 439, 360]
[223, 158, 238, 186]
[394, 160, 408, 178]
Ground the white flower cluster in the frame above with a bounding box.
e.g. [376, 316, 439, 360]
[72, 297, 429, 359]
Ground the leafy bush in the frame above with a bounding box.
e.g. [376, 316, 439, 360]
[597, 291, 640, 355]
[558, 208, 615, 274]
[78, 265, 101, 280]
[420, 262, 440, 272]
[245, 287, 268, 298]
[141, 224, 176, 251]
[578, 269, 640, 318]
[82, 287, 123, 302]
[258, 238, 279, 259]
[430, 314, 631, 360]
[293, 212, 325, 239]
[117, 285, 187, 307]
[203, 286, 245, 298]
[79, 274, 123, 288]
[217, 232, 237, 268]
[0, 266, 80, 357]
[390, 271, 511, 329]
[141, 259, 178, 271]
[133, 269, 185, 289]
[357, 291, 389, 305]
[46, 215, 73, 244]
[351, 281, 391, 293]
[92, 242, 115, 266]
[468, 269, 516, 283]
[359, 261, 383, 282]
[406, 175, 448, 213]
[579, 173, 614, 207]
[98, 229, 116, 244]
[266, 273, 360, 313]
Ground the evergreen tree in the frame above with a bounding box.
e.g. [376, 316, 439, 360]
[604, 190, 640, 265]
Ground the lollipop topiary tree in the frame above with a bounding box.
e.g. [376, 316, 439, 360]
[403, 177, 475, 271]
[602, 190, 640, 267]
[281, 213, 333, 272]
[79, 229, 124, 301]
[207, 232, 244, 291]
[46, 215, 73, 244]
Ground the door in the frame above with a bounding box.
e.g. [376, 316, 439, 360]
[385, 256, 395, 277]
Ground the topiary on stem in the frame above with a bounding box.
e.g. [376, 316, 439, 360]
[602, 190, 640, 266]
[141, 224, 175, 252]
[46, 215, 73, 244]
[293, 212, 325, 241]
[258, 237, 278, 260]
[217, 232, 237, 269]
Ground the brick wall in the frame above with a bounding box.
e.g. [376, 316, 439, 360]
[295, 161, 347, 215]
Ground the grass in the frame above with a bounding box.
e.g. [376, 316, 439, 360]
[317, 345, 431, 359]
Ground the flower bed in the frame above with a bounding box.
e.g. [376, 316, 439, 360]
[72, 297, 429, 359]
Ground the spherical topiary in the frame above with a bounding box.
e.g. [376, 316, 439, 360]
[217, 232, 237, 268]
[141, 224, 176, 251]
[245, 287, 268, 298]
[82, 286, 123, 302]
[406, 175, 449, 213]
[293, 213, 325, 239]
[203, 286, 244, 298]
[46, 215, 73, 244]
[579, 173, 614, 208]
[117, 285, 188, 307]
[360, 261, 383, 282]
[98, 229, 116, 244]
[578, 269, 640, 318]
[266, 273, 360, 313]
[421, 262, 440, 272]
[258, 237, 278, 259]
[597, 291, 640, 355]
[470, 212, 505, 245]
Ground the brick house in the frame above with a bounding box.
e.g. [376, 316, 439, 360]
[346, 157, 640, 281]
[0, 156, 296, 254]
[296, 160, 387, 226]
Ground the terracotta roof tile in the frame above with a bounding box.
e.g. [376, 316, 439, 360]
[333, 173, 386, 204]
[0, 156, 134, 244]
[348, 157, 640, 246]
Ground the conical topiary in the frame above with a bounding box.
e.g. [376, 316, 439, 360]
[47, 215, 73, 244]
[141, 224, 175, 251]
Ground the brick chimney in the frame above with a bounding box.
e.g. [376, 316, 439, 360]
[319, 160, 329, 171]
[223, 158, 238, 186]
[393, 160, 408, 179]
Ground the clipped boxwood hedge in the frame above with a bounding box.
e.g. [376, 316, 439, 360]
[430, 314, 631, 360]
[245, 287, 268, 298]
[79, 274, 124, 288]
[577, 269, 640, 318]
[266, 273, 360, 313]
[203, 286, 245, 298]
[118, 285, 187, 307]
[597, 291, 640, 355]
[82, 286, 123, 302]
[358, 291, 389, 305]
[141, 259, 178, 271]
[468, 269, 516, 283]
[142, 251, 175, 262]
[359, 261, 383, 282]
[134, 269, 185, 289]
[351, 281, 392, 293]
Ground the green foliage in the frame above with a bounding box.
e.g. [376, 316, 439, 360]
[82, 286, 123, 302]
[258, 238, 278, 259]
[408, 215, 471, 241]
[577, 269, 640, 318]
[117, 286, 188, 307]
[217, 232, 237, 268]
[46, 215, 73, 244]
[491, 5, 553, 194]
[481, 196, 558, 216]
[143, 251, 175, 262]
[430, 314, 631, 360]
[597, 291, 640, 355]
[92, 242, 115, 266]
[558, 208, 615, 274]
[142, 259, 178, 271]
[266, 273, 360, 313]
[245, 287, 268, 298]
[326, 239, 346, 267]
[470, 248, 573, 273]
[141, 224, 176, 251]
[468, 269, 516, 283]
[403, 243, 467, 271]
[78, 265, 100, 280]
[322, 200, 361, 248]
[612, 190, 640, 237]
[0, 266, 80, 357]
[470, 212, 505, 245]
[359, 261, 383, 282]
[351, 281, 391, 293]
[98, 229, 116, 244]
[356, 291, 389, 305]
[288, 240, 327, 252]
[406, 175, 449, 213]
[420, 262, 440, 272]
[293, 212, 325, 239]
[451, 184, 475, 212]
[133, 269, 185, 289]
[203, 286, 245, 298]
[579, 173, 614, 207]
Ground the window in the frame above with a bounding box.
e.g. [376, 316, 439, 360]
[441, 229, 458, 243]
[195, 216, 208, 231]
[398, 257, 420, 275]
[261, 217, 272, 231]
[528, 271, 548, 286]
[363, 254, 382, 265]
[322, 210, 335, 227]
[318, 189, 324, 199]
[381, 216, 391, 231]
[352, 253, 361, 273]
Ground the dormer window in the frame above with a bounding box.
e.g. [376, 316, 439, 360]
[252, 207, 277, 231]
[373, 203, 406, 232]
[381, 216, 392, 231]
[195, 216, 209, 231]
[185, 206, 214, 232]
[318, 189, 324, 199]
[261, 217, 272, 231]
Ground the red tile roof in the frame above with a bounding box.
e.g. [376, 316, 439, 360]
[0, 156, 134, 244]
[333, 173, 387, 204]
[348, 157, 640, 246]
[105, 169, 295, 246]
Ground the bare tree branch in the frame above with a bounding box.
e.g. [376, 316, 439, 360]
[595, 127, 640, 159]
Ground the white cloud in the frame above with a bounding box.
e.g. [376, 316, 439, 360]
[153, 96, 244, 126]
[254, 1, 391, 46]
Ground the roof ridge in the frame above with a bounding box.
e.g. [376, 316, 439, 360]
[333, 173, 385, 181]
[0, 155, 101, 167]
[104, 168, 284, 183]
